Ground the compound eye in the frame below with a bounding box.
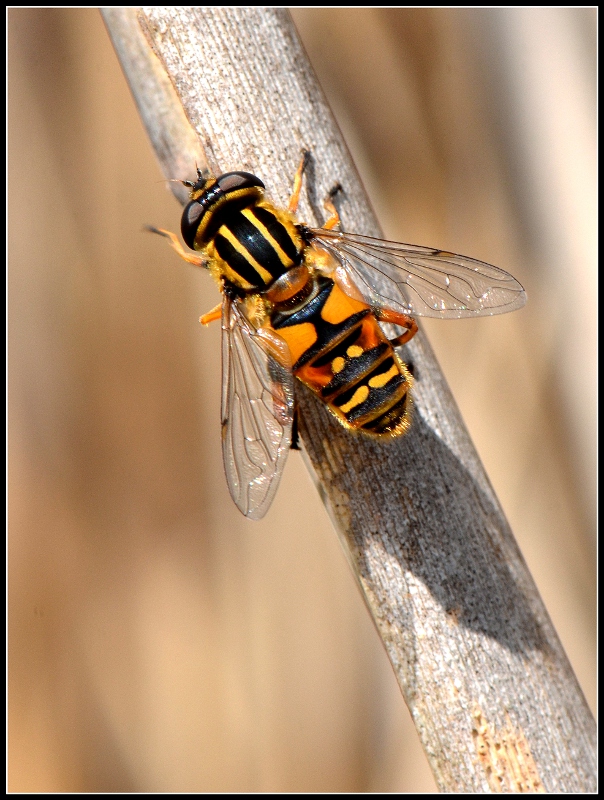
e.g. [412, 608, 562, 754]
[181, 200, 204, 249]
[216, 171, 265, 193]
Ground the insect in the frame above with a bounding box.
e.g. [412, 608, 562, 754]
[149, 152, 526, 519]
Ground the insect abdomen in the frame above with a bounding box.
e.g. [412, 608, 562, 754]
[271, 279, 412, 436]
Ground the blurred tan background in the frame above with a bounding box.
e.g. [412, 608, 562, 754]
[8, 8, 595, 792]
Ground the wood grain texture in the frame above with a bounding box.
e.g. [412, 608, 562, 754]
[102, 7, 596, 791]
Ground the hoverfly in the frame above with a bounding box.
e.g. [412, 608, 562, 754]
[149, 152, 526, 519]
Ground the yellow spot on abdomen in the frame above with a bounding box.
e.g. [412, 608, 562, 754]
[339, 384, 369, 414]
[332, 356, 345, 373]
[368, 364, 399, 388]
[346, 345, 363, 358]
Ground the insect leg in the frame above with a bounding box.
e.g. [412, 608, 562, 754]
[288, 150, 311, 213]
[145, 226, 207, 268]
[322, 184, 342, 231]
[199, 304, 222, 326]
[290, 404, 300, 451]
[374, 309, 418, 346]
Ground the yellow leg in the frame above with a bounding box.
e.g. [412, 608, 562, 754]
[288, 150, 311, 213]
[199, 304, 222, 326]
[322, 184, 342, 230]
[374, 309, 418, 346]
[145, 226, 207, 268]
[288, 154, 342, 231]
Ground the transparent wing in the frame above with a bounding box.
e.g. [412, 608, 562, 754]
[221, 295, 295, 520]
[310, 228, 527, 319]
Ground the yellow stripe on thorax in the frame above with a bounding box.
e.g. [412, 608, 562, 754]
[240, 208, 295, 269]
[206, 240, 254, 291]
[219, 225, 274, 284]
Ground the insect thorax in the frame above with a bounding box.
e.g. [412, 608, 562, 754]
[206, 201, 305, 292]
[181, 170, 305, 293]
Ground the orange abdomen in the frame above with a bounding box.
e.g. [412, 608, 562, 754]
[270, 278, 413, 436]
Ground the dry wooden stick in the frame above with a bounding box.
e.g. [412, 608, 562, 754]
[102, 7, 596, 792]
